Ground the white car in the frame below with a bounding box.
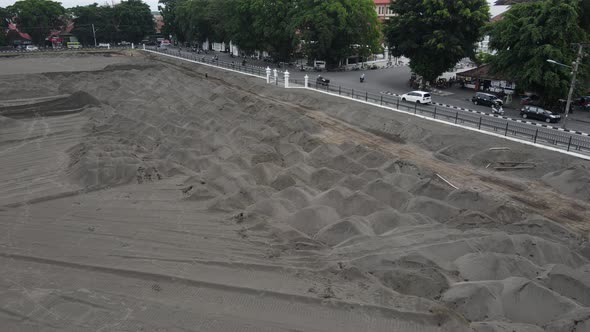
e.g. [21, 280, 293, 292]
[25, 45, 39, 51]
[401, 91, 432, 104]
[98, 43, 110, 48]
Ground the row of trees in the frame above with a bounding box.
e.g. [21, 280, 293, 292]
[158, 0, 382, 66]
[0, 0, 155, 46]
[1, 0, 66, 45]
[384, 0, 589, 104]
[487, 0, 589, 102]
[70, 0, 154, 45]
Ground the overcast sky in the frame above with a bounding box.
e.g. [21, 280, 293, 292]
[0, 0, 508, 16]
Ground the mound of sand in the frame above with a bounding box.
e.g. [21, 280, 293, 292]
[315, 216, 374, 246]
[3, 53, 589, 331]
[542, 164, 590, 201]
[442, 277, 581, 326]
[285, 205, 341, 236]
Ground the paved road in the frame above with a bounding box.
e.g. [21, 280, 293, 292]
[164, 46, 590, 133]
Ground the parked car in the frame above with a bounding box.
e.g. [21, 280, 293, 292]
[98, 43, 110, 48]
[520, 105, 561, 123]
[316, 75, 330, 86]
[472, 92, 503, 106]
[578, 96, 590, 111]
[401, 91, 432, 104]
[25, 45, 39, 51]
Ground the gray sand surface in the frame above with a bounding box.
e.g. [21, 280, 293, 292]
[1, 53, 589, 331]
[0, 52, 132, 75]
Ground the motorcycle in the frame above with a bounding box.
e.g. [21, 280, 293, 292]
[360, 74, 365, 83]
[491, 103, 504, 115]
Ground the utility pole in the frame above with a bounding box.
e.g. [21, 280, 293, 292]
[562, 43, 585, 130]
[92, 24, 97, 47]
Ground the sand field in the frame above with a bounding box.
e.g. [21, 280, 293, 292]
[0, 52, 589, 331]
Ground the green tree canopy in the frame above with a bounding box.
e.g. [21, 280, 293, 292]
[112, 0, 154, 43]
[385, 0, 489, 83]
[6, 0, 66, 44]
[488, 0, 589, 102]
[0, 7, 8, 46]
[70, 0, 154, 44]
[294, 0, 381, 67]
[158, 0, 179, 39]
[161, 0, 381, 64]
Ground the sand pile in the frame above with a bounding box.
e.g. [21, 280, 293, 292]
[2, 53, 589, 331]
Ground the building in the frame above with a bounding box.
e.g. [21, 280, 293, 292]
[152, 12, 164, 34]
[6, 22, 32, 48]
[374, 0, 394, 21]
[456, 64, 516, 94]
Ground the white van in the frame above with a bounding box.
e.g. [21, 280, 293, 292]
[400, 91, 432, 104]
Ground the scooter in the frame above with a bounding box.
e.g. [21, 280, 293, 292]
[491, 104, 504, 115]
[360, 74, 365, 83]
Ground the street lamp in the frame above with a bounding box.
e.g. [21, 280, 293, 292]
[546, 59, 572, 68]
[546, 44, 584, 130]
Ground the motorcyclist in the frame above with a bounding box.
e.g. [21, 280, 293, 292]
[491, 101, 504, 115]
[360, 73, 365, 83]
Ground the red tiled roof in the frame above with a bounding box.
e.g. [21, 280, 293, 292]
[374, 0, 391, 4]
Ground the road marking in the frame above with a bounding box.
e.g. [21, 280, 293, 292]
[380, 91, 590, 137]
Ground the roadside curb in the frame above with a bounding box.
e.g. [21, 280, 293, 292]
[381, 91, 590, 137]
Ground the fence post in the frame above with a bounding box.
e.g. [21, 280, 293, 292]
[455, 112, 459, 123]
[273, 69, 278, 84]
[414, 103, 417, 114]
[132, 43, 134, 49]
[266, 67, 271, 84]
[339, 86, 341, 95]
[504, 122, 509, 136]
[433, 107, 437, 119]
[567, 136, 573, 151]
[478, 117, 482, 129]
[352, 89, 354, 98]
[284, 70, 290, 88]
[142, 43, 145, 50]
[380, 95, 383, 105]
[533, 129, 538, 143]
[365, 91, 368, 102]
[397, 99, 400, 109]
[304, 75, 309, 88]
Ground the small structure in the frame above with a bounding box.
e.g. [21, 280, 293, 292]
[456, 64, 516, 95]
[6, 22, 32, 48]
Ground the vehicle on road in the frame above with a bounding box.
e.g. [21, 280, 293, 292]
[520, 105, 561, 123]
[316, 75, 330, 86]
[67, 42, 82, 49]
[98, 43, 110, 48]
[25, 45, 39, 51]
[578, 96, 590, 111]
[401, 91, 432, 104]
[491, 104, 504, 115]
[472, 92, 503, 106]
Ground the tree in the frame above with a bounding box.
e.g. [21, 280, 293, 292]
[473, 51, 495, 66]
[6, 0, 66, 44]
[385, 0, 489, 84]
[249, 0, 298, 61]
[174, 0, 213, 44]
[158, 0, 180, 39]
[488, 0, 589, 103]
[70, 3, 104, 46]
[71, 0, 154, 44]
[294, 0, 381, 68]
[113, 0, 154, 43]
[0, 7, 8, 46]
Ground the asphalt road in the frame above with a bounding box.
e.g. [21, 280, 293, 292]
[163, 47, 590, 133]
